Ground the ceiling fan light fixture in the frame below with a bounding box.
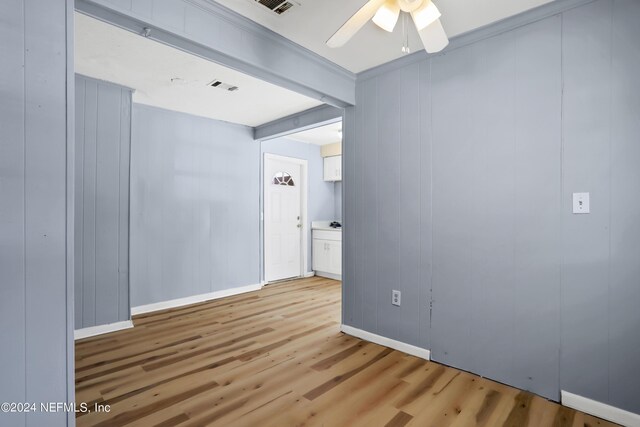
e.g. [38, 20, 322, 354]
[372, 1, 400, 32]
[411, 0, 441, 31]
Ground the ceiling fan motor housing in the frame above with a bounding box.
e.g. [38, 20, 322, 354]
[398, 0, 425, 13]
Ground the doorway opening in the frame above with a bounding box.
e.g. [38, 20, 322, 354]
[261, 119, 343, 285]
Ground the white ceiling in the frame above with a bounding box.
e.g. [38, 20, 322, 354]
[214, 0, 554, 73]
[286, 121, 342, 146]
[75, 13, 322, 127]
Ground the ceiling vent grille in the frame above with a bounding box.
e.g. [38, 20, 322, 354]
[254, 0, 296, 15]
[208, 80, 239, 92]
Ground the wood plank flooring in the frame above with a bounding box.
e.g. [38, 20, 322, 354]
[75, 277, 618, 427]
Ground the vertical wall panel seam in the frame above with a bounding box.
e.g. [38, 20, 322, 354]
[82, 82, 88, 326]
[428, 57, 434, 341]
[358, 87, 363, 327]
[559, 11, 565, 393]
[418, 62, 424, 346]
[606, 0, 614, 403]
[79, 82, 85, 328]
[364, 82, 370, 330]
[94, 87, 99, 324]
[116, 89, 122, 321]
[375, 77, 380, 334]
[80, 82, 85, 326]
[359, 88, 364, 327]
[356, 103, 361, 326]
[398, 68, 404, 341]
[259, 140, 262, 287]
[66, 0, 74, 414]
[22, 0, 27, 404]
[356, 92, 360, 326]
[362, 87, 366, 328]
[511, 29, 518, 378]
[417, 63, 422, 343]
[127, 91, 132, 318]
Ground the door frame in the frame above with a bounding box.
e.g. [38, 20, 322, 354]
[263, 153, 309, 284]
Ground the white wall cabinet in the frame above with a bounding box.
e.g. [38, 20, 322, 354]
[323, 155, 342, 182]
[312, 230, 342, 278]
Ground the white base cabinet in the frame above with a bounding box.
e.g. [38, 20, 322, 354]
[312, 229, 342, 278]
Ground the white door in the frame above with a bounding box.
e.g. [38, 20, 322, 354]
[264, 156, 302, 282]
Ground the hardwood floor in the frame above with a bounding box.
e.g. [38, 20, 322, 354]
[75, 277, 618, 427]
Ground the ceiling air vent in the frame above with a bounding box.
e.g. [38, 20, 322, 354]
[208, 79, 239, 92]
[254, 0, 296, 15]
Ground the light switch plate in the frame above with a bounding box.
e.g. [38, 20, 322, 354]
[573, 192, 590, 214]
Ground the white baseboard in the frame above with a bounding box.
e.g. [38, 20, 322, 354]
[562, 391, 640, 427]
[341, 325, 430, 361]
[263, 273, 314, 285]
[316, 271, 341, 281]
[74, 320, 133, 340]
[131, 283, 263, 316]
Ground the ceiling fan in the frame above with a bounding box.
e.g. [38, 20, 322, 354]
[326, 0, 449, 54]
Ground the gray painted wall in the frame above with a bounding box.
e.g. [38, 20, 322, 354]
[261, 137, 337, 274]
[561, 0, 640, 412]
[334, 182, 342, 222]
[345, 59, 431, 353]
[0, 0, 73, 426]
[344, 0, 640, 411]
[429, 15, 563, 400]
[130, 105, 260, 307]
[74, 75, 132, 329]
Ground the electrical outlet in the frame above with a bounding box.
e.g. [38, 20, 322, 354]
[392, 290, 401, 307]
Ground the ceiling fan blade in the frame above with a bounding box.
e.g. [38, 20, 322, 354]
[411, 0, 441, 31]
[417, 18, 449, 53]
[326, 0, 387, 48]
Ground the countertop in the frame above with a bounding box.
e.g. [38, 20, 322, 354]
[312, 226, 342, 232]
[311, 221, 342, 232]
